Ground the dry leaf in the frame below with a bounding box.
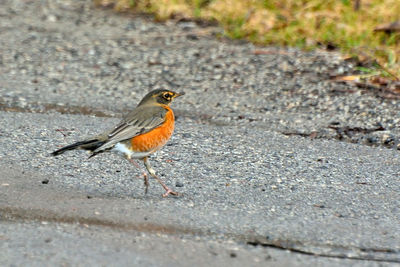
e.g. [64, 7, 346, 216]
[332, 75, 361, 82]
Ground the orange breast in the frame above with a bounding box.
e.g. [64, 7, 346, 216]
[130, 106, 175, 153]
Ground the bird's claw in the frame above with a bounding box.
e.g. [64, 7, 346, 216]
[162, 189, 179, 197]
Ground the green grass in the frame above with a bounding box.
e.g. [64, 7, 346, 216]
[95, 0, 400, 79]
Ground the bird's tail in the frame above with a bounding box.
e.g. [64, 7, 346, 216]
[51, 139, 106, 156]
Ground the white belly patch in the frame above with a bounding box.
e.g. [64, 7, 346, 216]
[112, 143, 152, 159]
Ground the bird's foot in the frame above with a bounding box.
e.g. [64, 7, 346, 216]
[162, 188, 179, 197]
[143, 173, 149, 194]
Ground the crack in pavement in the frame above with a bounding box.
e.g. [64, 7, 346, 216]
[247, 240, 400, 264]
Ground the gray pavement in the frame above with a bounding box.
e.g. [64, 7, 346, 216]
[1, 0, 400, 266]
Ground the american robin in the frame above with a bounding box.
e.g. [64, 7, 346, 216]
[51, 89, 184, 197]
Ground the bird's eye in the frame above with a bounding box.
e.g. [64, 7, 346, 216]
[163, 93, 173, 99]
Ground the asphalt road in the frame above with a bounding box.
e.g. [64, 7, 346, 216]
[0, 0, 399, 266]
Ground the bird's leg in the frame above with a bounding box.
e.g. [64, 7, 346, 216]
[143, 157, 178, 197]
[128, 158, 149, 194]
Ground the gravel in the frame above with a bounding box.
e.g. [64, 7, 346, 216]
[1, 111, 400, 264]
[1, 0, 400, 149]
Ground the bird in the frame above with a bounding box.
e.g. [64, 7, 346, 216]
[51, 89, 184, 197]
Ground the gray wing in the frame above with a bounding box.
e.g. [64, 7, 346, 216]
[93, 105, 167, 152]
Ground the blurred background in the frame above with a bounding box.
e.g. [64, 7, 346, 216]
[96, 0, 400, 80]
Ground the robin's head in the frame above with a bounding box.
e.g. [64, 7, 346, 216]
[138, 89, 185, 106]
